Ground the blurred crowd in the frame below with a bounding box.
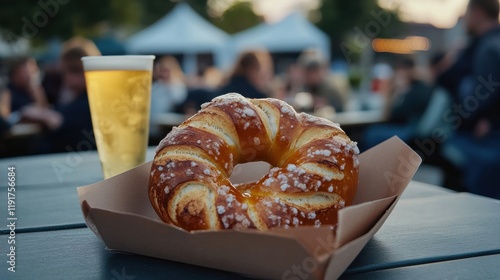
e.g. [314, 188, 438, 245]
[147, 48, 350, 142]
[0, 38, 100, 154]
[0, 38, 349, 154]
[364, 0, 500, 199]
[0, 0, 499, 199]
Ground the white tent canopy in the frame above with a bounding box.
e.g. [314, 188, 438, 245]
[220, 12, 330, 69]
[126, 3, 229, 72]
[0, 35, 29, 58]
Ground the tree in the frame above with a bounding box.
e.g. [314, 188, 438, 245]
[213, 1, 263, 34]
[137, 0, 209, 26]
[0, 0, 140, 44]
[315, 0, 403, 60]
[0, 0, 230, 45]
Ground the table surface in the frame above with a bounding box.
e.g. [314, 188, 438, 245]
[1, 150, 499, 280]
[5, 123, 43, 139]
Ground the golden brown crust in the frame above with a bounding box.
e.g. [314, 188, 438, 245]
[149, 93, 359, 231]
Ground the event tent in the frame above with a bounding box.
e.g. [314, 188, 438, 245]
[221, 12, 331, 68]
[126, 3, 229, 73]
[0, 36, 29, 58]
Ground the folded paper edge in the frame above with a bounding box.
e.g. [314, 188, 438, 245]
[85, 207, 323, 279]
[76, 136, 422, 280]
[325, 193, 400, 279]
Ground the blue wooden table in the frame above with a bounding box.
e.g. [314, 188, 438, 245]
[1, 149, 499, 280]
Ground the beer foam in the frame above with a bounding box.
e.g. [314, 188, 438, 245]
[82, 55, 155, 71]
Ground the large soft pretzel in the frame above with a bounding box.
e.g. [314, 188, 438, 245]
[149, 93, 359, 231]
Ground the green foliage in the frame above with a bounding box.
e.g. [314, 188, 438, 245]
[315, 0, 403, 58]
[137, 1, 175, 27]
[137, 0, 211, 29]
[348, 70, 363, 89]
[317, 0, 377, 40]
[0, 0, 140, 43]
[212, 1, 262, 34]
[0, 0, 400, 60]
[0, 0, 249, 42]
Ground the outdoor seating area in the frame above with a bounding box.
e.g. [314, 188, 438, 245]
[1, 0, 499, 279]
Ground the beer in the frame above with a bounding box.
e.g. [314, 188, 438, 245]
[82, 56, 155, 178]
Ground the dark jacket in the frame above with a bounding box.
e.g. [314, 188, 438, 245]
[389, 80, 433, 125]
[304, 81, 345, 112]
[0, 117, 10, 137]
[218, 76, 267, 99]
[438, 26, 500, 132]
[42, 92, 95, 153]
[7, 83, 33, 112]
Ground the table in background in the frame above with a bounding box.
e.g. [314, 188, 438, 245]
[330, 110, 385, 127]
[154, 110, 386, 129]
[1, 151, 499, 280]
[1, 123, 44, 158]
[5, 123, 43, 138]
[153, 112, 187, 128]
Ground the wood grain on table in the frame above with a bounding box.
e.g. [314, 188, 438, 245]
[346, 193, 500, 273]
[341, 254, 500, 280]
[1, 150, 499, 280]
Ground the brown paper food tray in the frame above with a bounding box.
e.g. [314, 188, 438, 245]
[77, 136, 421, 280]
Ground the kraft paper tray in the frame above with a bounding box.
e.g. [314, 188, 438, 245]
[78, 137, 421, 280]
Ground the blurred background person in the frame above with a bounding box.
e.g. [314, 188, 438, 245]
[269, 76, 287, 100]
[283, 63, 304, 102]
[295, 51, 347, 114]
[176, 66, 223, 117]
[42, 62, 64, 107]
[362, 57, 433, 149]
[186, 65, 223, 90]
[413, 53, 453, 143]
[4, 57, 48, 122]
[21, 37, 101, 153]
[385, 58, 433, 126]
[149, 55, 187, 140]
[188, 66, 223, 91]
[203, 67, 224, 90]
[437, 0, 500, 199]
[253, 50, 274, 95]
[1, 57, 48, 156]
[0, 83, 11, 137]
[218, 51, 270, 99]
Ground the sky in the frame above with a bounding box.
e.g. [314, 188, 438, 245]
[209, 0, 321, 21]
[224, 0, 471, 28]
[378, 0, 469, 28]
[252, 0, 321, 22]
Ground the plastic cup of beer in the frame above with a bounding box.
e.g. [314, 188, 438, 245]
[81, 55, 155, 179]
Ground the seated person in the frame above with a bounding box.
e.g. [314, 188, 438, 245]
[0, 84, 11, 137]
[438, 0, 500, 199]
[21, 37, 101, 153]
[3, 57, 48, 125]
[297, 52, 346, 113]
[150, 56, 188, 139]
[42, 63, 64, 106]
[363, 58, 433, 150]
[175, 88, 217, 117]
[218, 51, 269, 99]
[176, 66, 221, 116]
